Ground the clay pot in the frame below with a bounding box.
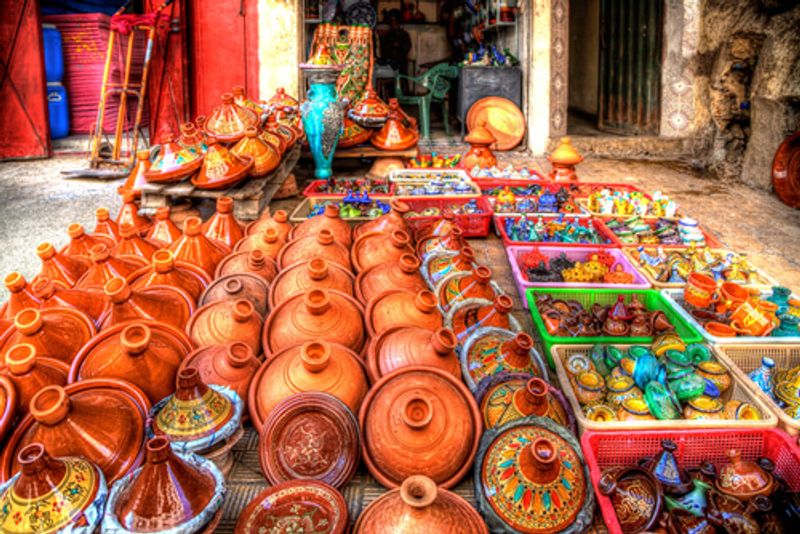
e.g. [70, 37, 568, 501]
[417, 226, 464, 260]
[1, 343, 68, 417]
[179, 342, 260, 412]
[234, 227, 286, 261]
[31, 277, 106, 326]
[231, 127, 281, 177]
[119, 149, 150, 198]
[168, 216, 231, 277]
[0, 307, 95, 365]
[462, 122, 497, 170]
[598, 467, 663, 533]
[1, 379, 150, 484]
[129, 249, 212, 303]
[445, 295, 517, 343]
[115, 223, 162, 260]
[75, 244, 148, 291]
[264, 114, 296, 149]
[548, 137, 584, 181]
[360, 366, 481, 488]
[0, 443, 108, 533]
[290, 204, 353, 248]
[61, 222, 117, 258]
[355, 253, 427, 305]
[204, 92, 259, 143]
[36, 242, 92, 288]
[338, 114, 373, 148]
[2, 272, 42, 319]
[365, 156, 405, 180]
[69, 321, 193, 404]
[192, 137, 254, 190]
[269, 258, 355, 308]
[352, 230, 414, 274]
[259, 127, 286, 155]
[245, 209, 292, 241]
[259, 391, 359, 488]
[353, 199, 412, 239]
[200, 273, 269, 317]
[267, 86, 299, 109]
[248, 341, 369, 430]
[178, 121, 206, 154]
[349, 88, 390, 128]
[367, 326, 460, 383]
[416, 211, 457, 242]
[354, 475, 488, 533]
[186, 298, 264, 357]
[234, 480, 348, 534]
[262, 289, 366, 357]
[94, 206, 121, 242]
[116, 191, 153, 236]
[0, 376, 15, 444]
[370, 99, 419, 151]
[715, 449, 774, 500]
[643, 439, 693, 495]
[365, 289, 442, 337]
[146, 206, 182, 246]
[143, 134, 204, 184]
[232, 85, 262, 114]
[422, 245, 478, 288]
[277, 229, 352, 271]
[203, 196, 245, 249]
[99, 277, 195, 331]
[104, 436, 224, 532]
[214, 249, 278, 284]
[435, 266, 499, 313]
[462, 330, 549, 393]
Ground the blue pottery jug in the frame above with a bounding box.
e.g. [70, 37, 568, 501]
[300, 66, 344, 181]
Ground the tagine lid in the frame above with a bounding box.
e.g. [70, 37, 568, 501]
[266, 87, 299, 110]
[435, 266, 501, 313]
[351, 230, 414, 273]
[445, 295, 521, 343]
[348, 88, 390, 126]
[0, 376, 17, 445]
[128, 249, 212, 302]
[355, 253, 427, 304]
[259, 391, 359, 488]
[370, 99, 419, 151]
[234, 479, 348, 534]
[0, 443, 108, 534]
[2, 343, 69, 417]
[714, 448, 774, 500]
[0, 307, 96, 365]
[1, 379, 150, 485]
[548, 136, 584, 166]
[277, 229, 353, 271]
[178, 342, 260, 399]
[366, 325, 460, 383]
[204, 93, 259, 143]
[475, 416, 595, 534]
[464, 121, 497, 146]
[192, 138, 254, 190]
[359, 366, 482, 489]
[143, 133, 204, 183]
[289, 204, 353, 248]
[214, 249, 278, 284]
[365, 289, 443, 336]
[151, 368, 243, 452]
[269, 258, 356, 308]
[186, 298, 264, 358]
[200, 273, 270, 317]
[461, 327, 550, 391]
[354, 475, 488, 534]
[75, 244, 148, 291]
[353, 199, 411, 239]
[98, 277, 195, 331]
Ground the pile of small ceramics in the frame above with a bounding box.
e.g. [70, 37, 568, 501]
[407, 152, 462, 168]
[485, 184, 583, 215]
[521, 249, 635, 284]
[603, 217, 708, 246]
[502, 214, 612, 244]
[306, 177, 393, 196]
[583, 188, 679, 218]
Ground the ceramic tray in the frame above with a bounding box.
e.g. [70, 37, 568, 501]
[388, 168, 470, 182]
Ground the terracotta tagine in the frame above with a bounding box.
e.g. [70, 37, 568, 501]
[232, 85, 263, 115]
[192, 136, 254, 190]
[353, 475, 488, 534]
[36, 241, 92, 288]
[248, 341, 369, 430]
[0, 307, 95, 365]
[365, 156, 405, 180]
[234, 227, 286, 261]
[0, 443, 108, 533]
[129, 249, 211, 302]
[234, 480, 348, 534]
[365, 289, 442, 337]
[262, 289, 366, 357]
[353, 199, 412, 239]
[74, 244, 148, 291]
[355, 253, 427, 305]
[360, 366, 481, 488]
[1, 273, 42, 320]
[259, 126, 286, 155]
[462, 122, 497, 170]
[259, 391, 359, 488]
[277, 229, 353, 271]
[94, 206, 121, 242]
[204, 92, 259, 143]
[422, 245, 478, 289]
[116, 191, 153, 236]
[119, 149, 151, 198]
[352, 230, 414, 273]
[290, 203, 353, 248]
[461, 328, 549, 392]
[245, 209, 292, 241]
[168, 216, 231, 277]
[202, 196, 245, 249]
[143, 133, 204, 183]
[269, 258, 355, 308]
[1, 343, 68, 417]
[417, 226, 464, 261]
[98, 277, 195, 331]
[475, 417, 595, 534]
[178, 121, 207, 154]
[598, 467, 663, 533]
[348, 87, 390, 128]
[338, 114, 373, 148]
[200, 273, 269, 317]
[715, 449, 774, 501]
[1, 379, 150, 484]
[264, 114, 296, 150]
[102, 436, 225, 533]
[178, 342, 260, 415]
[214, 249, 278, 284]
[69, 321, 193, 404]
[366, 325, 460, 383]
[114, 223, 162, 261]
[31, 277, 106, 326]
[435, 265, 500, 314]
[445, 295, 519, 343]
[370, 99, 419, 151]
[0, 376, 15, 444]
[548, 136, 584, 182]
[416, 211, 457, 242]
[475, 373, 574, 432]
[146, 206, 182, 246]
[187, 298, 264, 357]
[267, 87, 299, 110]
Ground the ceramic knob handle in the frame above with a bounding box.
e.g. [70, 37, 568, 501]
[121, 323, 152, 355]
[4, 272, 27, 293]
[304, 290, 331, 316]
[153, 250, 175, 273]
[6, 343, 37, 375]
[390, 230, 411, 249]
[154, 206, 171, 221]
[96, 207, 111, 221]
[67, 223, 86, 239]
[414, 291, 437, 314]
[15, 308, 44, 336]
[248, 250, 266, 269]
[301, 342, 331, 373]
[402, 395, 434, 430]
[232, 299, 255, 323]
[225, 342, 256, 369]
[145, 436, 172, 464]
[30, 385, 70, 426]
[183, 217, 202, 236]
[317, 229, 335, 246]
[105, 277, 132, 304]
[223, 278, 244, 296]
[431, 328, 457, 356]
[260, 228, 279, 245]
[518, 438, 560, 485]
[17, 443, 50, 476]
[398, 254, 420, 274]
[307, 258, 329, 281]
[31, 277, 56, 299]
[35, 243, 57, 260]
[89, 244, 111, 262]
[399, 475, 438, 509]
[273, 210, 289, 224]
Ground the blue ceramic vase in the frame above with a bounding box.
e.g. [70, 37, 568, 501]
[300, 66, 344, 181]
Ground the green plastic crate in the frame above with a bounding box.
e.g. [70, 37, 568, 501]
[525, 288, 703, 368]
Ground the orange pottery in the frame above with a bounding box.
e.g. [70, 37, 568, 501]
[277, 229, 352, 271]
[351, 230, 414, 273]
[60, 223, 116, 259]
[231, 127, 281, 177]
[214, 249, 278, 284]
[203, 196, 245, 249]
[119, 149, 151, 197]
[269, 258, 355, 309]
[116, 191, 153, 236]
[0, 376, 15, 444]
[234, 228, 286, 262]
[290, 204, 353, 248]
[338, 114, 373, 148]
[74, 244, 148, 291]
[353, 199, 411, 239]
[0, 307, 95, 364]
[436, 265, 498, 313]
[115, 223, 162, 260]
[168, 217, 231, 277]
[366, 325, 460, 383]
[462, 122, 497, 170]
[370, 99, 419, 151]
[99, 277, 194, 331]
[35, 242, 92, 288]
[245, 209, 292, 241]
[204, 92, 259, 143]
[2, 273, 42, 320]
[192, 136, 254, 190]
[94, 206, 121, 242]
[179, 342, 260, 412]
[129, 249, 212, 303]
[143, 134, 204, 183]
[1, 343, 68, 417]
[548, 136, 584, 181]
[199, 273, 270, 317]
[146, 206, 182, 246]
[365, 289, 442, 337]
[684, 272, 717, 309]
[178, 121, 206, 154]
[186, 299, 264, 357]
[355, 253, 428, 305]
[31, 277, 106, 325]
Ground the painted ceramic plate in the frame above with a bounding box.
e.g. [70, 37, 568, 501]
[466, 97, 525, 151]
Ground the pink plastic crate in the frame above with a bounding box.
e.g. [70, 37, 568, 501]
[495, 215, 619, 248]
[581, 428, 800, 534]
[507, 245, 651, 308]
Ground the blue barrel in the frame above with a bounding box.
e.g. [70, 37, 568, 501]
[47, 82, 70, 139]
[42, 23, 64, 83]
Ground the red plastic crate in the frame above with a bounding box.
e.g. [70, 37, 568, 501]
[301, 179, 394, 198]
[495, 215, 618, 248]
[581, 428, 800, 534]
[595, 217, 723, 248]
[404, 196, 492, 237]
[478, 180, 583, 195]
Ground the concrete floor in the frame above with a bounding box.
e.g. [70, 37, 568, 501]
[0, 154, 798, 304]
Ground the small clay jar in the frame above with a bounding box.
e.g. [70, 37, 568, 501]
[214, 249, 278, 284]
[415, 211, 456, 242]
[290, 203, 352, 248]
[75, 244, 148, 292]
[245, 209, 292, 241]
[355, 253, 427, 305]
[1, 343, 69, 417]
[60, 223, 117, 258]
[187, 298, 264, 357]
[199, 273, 270, 317]
[116, 191, 153, 236]
[696, 361, 732, 394]
[179, 342, 260, 414]
[146, 206, 182, 246]
[0, 307, 95, 365]
[365, 289, 443, 337]
[203, 196, 245, 249]
[234, 228, 286, 261]
[2, 272, 42, 320]
[351, 230, 414, 273]
[277, 229, 352, 271]
[115, 223, 162, 260]
[128, 249, 212, 302]
[366, 326, 460, 383]
[353, 199, 412, 240]
[31, 277, 107, 326]
[168, 216, 231, 277]
[268, 258, 356, 309]
[35, 242, 92, 288]
[99, 277, 195, 331]
[94, 206, 121, 242]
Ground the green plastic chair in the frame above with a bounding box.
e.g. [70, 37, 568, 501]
[394, 63, 459, 140]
